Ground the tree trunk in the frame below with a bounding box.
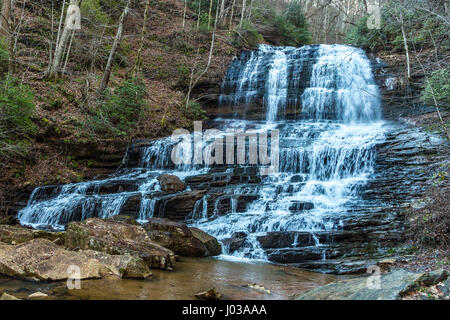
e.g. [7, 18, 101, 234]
[182, 0, 187, 28]
[0, 0, 11, 39]
[50, 0, 80, 77]
[219, 0, 225, 26]
[208, 0, 213, 29]
[134, 0, 150, 77]
[98, 0, 131, 94]
[399, 13, 411, 79]
[229, 0, 236, 29]
[197, 0, 201, 28]
[186, 0, 219, 107]
[239, 0, 246, 27]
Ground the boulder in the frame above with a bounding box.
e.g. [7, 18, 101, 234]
[294, 269, 424, 300]
[143, 218, 221, 257]
[64, 218, 175, 270]
[157, 174, 186, 193]
[190, 227, 222, 256]
[257, 231, 315, 249]
[222, 232, 247, 253]
[155, 190, 207, 220]
[0, 224, 64, 245]
[195, 288, 222, 300]
[81, 250, 151, 279]
[0, 239, 109, 281]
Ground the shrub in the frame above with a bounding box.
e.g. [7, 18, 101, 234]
[0, 78, 36, 158]
[184, 101, 207, 120]
[421, 69, 450, 106]
[93, 79, 147, 137]
[0, 38, 9, 74]
[405, 187, 449, 246]
[234, 20, 264, 49]
[345, 16, 381, 51]
[81, 0, 111, 27]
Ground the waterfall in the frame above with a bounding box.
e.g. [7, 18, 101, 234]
[18, 44, 387, 266]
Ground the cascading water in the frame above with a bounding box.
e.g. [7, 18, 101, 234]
[18, 44, 389, 268]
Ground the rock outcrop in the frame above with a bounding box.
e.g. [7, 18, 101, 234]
[294, 269, 449, 300]
[0, 239, 108, 281]
[157, 174, 186, 193]
[142, 218, 221, 257]
[64, 218, 175, 270]
[0, 224, 64, 245]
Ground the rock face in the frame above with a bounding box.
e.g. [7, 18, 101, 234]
[0, 224, 64, 245]
[190, 227, 222, 256]
[222, 232, 247, 253]
[81, 250, 151, 279]
[143, 218, 221, 257]
[157, 174, 186, 193]
[294, 269, 426, 300]
[64, 218, 175, 270]
[0, 239, 108, 281]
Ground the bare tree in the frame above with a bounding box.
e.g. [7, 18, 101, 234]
[396, 10, 411, 79]
[239, 0, 246, 27]
[50, 0, 80, 77]
[182, 0, 187, 28]
[134, 0, 151, 77]
[186, 0, 219, 107]
[0, 0, 11, 39]
[98, 0, 131, 94]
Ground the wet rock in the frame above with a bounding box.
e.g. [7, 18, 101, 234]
[236, 195, 259, 212]
[157, 174, 186, 193]
[0, 224, 64, 245]
[119, 193, 142, 217]
[195, 287, 222, 300]
[155, 190, 207, 220]
[0, 239, 109, 281]
[257, 232, 315, 249]
[288, 201, 314, 212]
[294, 269, 424, 300]
[143, 218, 220, 257]
[245, 283, 271, 294]
[1, 292, 20, 300]
[86, 180, 139, 195]
[222, 232, 247, 253]
[190, 227, 222, 256]
[64, 218, 175, 270]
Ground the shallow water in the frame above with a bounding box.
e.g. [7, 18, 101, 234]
[0, 258, 338, 300]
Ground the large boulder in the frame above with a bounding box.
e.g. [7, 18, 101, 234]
[81, 250, 151, 279]
[157, 174, 186, 193]
[294, 269, 426, 300]
[155, 190, 207, 220]
[0, 239, 108, 281]
[143, 218, 221, 257]
[0, 224, 64, 245]
[190, 227, 222, 256]
[64, 218, 175, 270]
[222, 232, 247, 253]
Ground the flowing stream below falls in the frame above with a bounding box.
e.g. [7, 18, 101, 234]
[16, 44, 442, 274]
